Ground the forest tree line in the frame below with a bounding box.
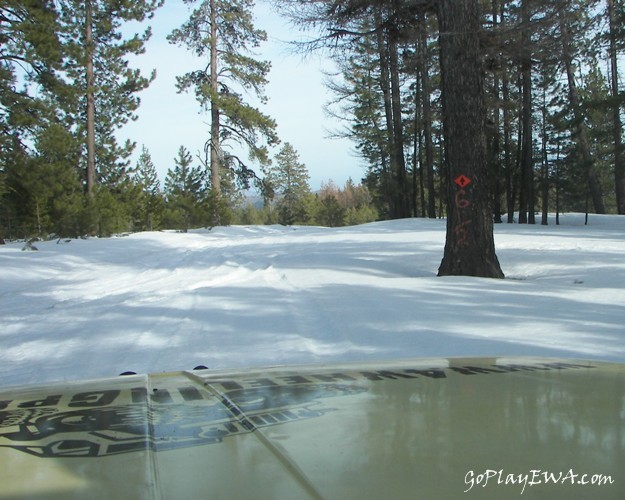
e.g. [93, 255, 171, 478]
[297, 0, 625, 222]
[0, 0, 377, 239]
[1, 0, 624, 240]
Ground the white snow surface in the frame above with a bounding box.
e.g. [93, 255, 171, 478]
[1, 214, 624, 387]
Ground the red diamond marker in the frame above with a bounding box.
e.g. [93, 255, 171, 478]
[454, 175, 472, 188]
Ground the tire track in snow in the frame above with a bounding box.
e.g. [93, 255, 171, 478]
[259, 263, 377, 361]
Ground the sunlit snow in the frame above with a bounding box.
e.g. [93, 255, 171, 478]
[1, 213, 624, 387]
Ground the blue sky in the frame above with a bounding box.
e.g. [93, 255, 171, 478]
[118, 0, 365, 190]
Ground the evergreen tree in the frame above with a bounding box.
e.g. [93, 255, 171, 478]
[556, 0, 606, 215]
[55, 0, 163, 197]
[234, 200, 264, 225]
[325, 21, 394, 218]
[436, 0, 504, 277]
[164, 146, 208, 231]
[133, 146, 163, 230]
[606, 0, 625, 213]
[0, 168, 5, 241]
[1, 1, 64, 239]
[340, 178, 378, 225]
[313, 180, 336, 226]
[1, 0, 163, 237]
[316, 193, 346, 227]
[279, 0, 624, 226]
[266, 143, 311, 225]
[407, 12, 439, 219]
[577, 64, 616, 210]
[280, 0, 503, 276]
[0, 1, 62, 152]
[168, 0, 279, 214]
[3, 123, 83, 238]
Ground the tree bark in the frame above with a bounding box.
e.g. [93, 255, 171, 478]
[412, 79, 421, 217]
[608, 0, 625, 214]
[540, 70, 549, 226]
[518, 0, 534, 224]
[210, 0, 220, 196]
[501, 13, 515, 224]
[437, 0, 504, 278]
[388, 35, 410, 218]
[418, 13, 436, 218]
[375, 11, 397, 217]
[490, 0, 502, 224]
[85, 0, 96, 197]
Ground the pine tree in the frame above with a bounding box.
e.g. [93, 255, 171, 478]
[164, 146, 208, 231]
[317, 195, 345, 227]
[55, 0, 163, 197]
[4, 123, 83, 238]
[606, 0, 624, 213]
[266, 143, 311, 225]
[133, 146, 163, 230]
[0, 0, 63, 190]
[436, 0, 504, 277]
[556, 0, 606, 215]
[0, 1, 62, 127]
[413, 12, 438, 219]
[277, 0, 504, 276]
[325, 20, 394, 218]
[168, 0, 279, 212]
[0, 167, 5, 242]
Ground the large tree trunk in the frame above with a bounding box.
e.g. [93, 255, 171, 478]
[608, 0, 625, 214]
[412, 77, 422, 217]
[375, 12, 397, 217]
[518, 0, 534, 224]
[210, 0, 220, 196]
[501, 42, 515, 221]
[85, 0, 96, 197]
[490, 0, 502, 224]
[418, 13, 436, 219]
[437, 0, 504, 278]
[540, 69, 550, 226]
[388, 35, 410, 218]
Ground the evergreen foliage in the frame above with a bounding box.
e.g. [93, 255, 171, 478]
[163, 146, 208, 231]
[0, 0, 163, 238]
[0, 0, 62, 150]
[265, 143, 312, 225]
[280, 0, 625, 221]
[55, 0, 163, 197]
[133, 146, 164, 231]
[2, 0, 625, 241]
[168, 0, 279, 202]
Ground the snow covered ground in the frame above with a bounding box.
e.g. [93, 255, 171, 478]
[1, 213, 624, 388]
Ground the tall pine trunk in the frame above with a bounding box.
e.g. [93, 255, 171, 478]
[85, 0, 96, 197]
[540, 69, 549, 226]
[499, 0, 515, 223]
[412, 76, 422, 217]
[388, 35, 410, 218]
[502, 68, 515, 220]
[491, 0, 502, 224]
[518, 0, 534, 224]
[418, 13, 436, 219]
[437, 0, 504, 278]
[375, 12, 397, 217]
[210, 0, 220, 196]
[389, 35, 409, 218]
[608, 0, 625, 214]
